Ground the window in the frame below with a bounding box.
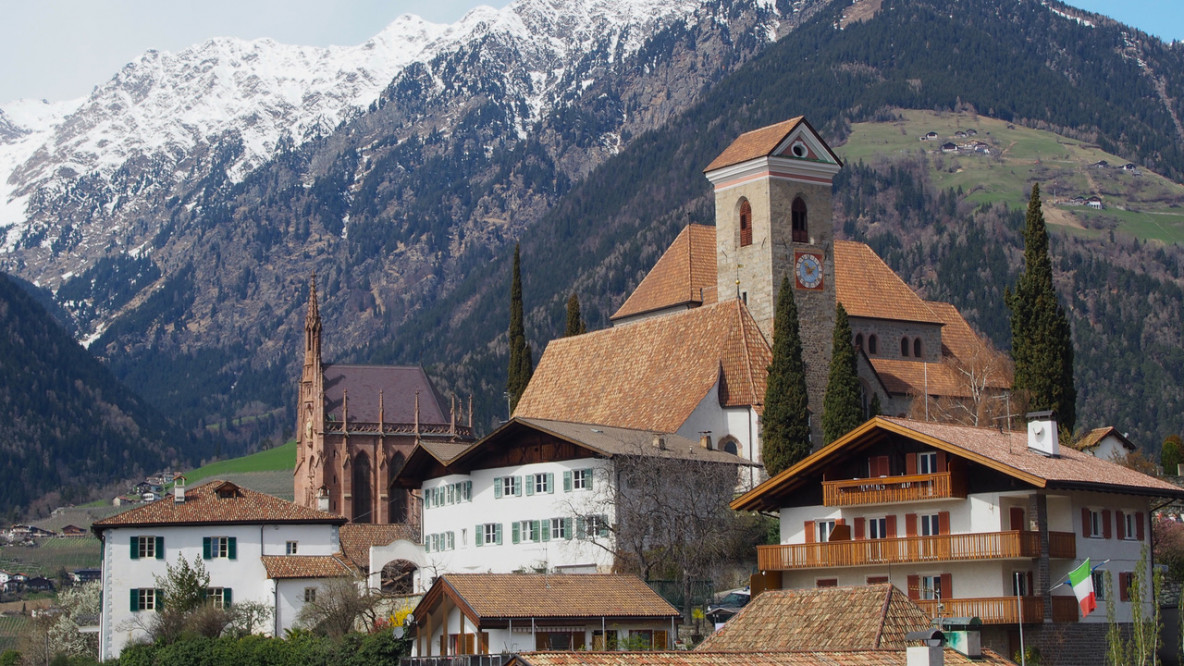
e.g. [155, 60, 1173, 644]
[913, 338, 923, 358]
[816, 520, 836, 543]
[304, 587, 317, 603]
[130, 588, 159, 612]
[867, 576, 889, 584]
[566, 468, 593, 491]
[868, 517, 888, 540]
[868, 335, 878, 355]
[920, 575, 943, 600]
[1119, 572, 1133, 602]
[919, 514, 940, 537]
[528, 473, 553, 495]
[517, 520, 540, 543]
[917, 452, 937, 475]
[1092, 571, 1106, 601]
[286, 541, 298, 555]
[791, 197, 808, 242]
[204, 536, 237, 559]
[477, 523, 502, 547]
[901, 337, 910, 357]
[206, 587, 232, 608]
[627, 629, 668, 651]
[579, 515, 609, 539]
[551, 517, 571, 540]
[739, 199, 753, 247]
[816, 578, 838, 588]
[1011, 572, 1032, 597]
[1123, 512, 1138, 540]
[494, 476, 522, 498]
[1088, 509, 1104, 538]
[854, 333, 863, 349]
[130, 535, 163, 560]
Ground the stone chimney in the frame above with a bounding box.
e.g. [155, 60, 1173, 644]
[1026, 410, 1059, 457]
[699, 432, 713, 450]
[652, 434, 667, 451]
[173, 475, 186, 503]
[317, 486, 330, 512]
[905, 629, 944, 666]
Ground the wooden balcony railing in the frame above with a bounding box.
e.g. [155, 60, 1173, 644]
[756, 531, 1076, 570]
[822, 471, 966, 506]
[914, 595, 1080, 625]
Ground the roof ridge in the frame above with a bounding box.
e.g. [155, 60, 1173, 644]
[735, 301, 760, 404]
[874, 584, 892, 648]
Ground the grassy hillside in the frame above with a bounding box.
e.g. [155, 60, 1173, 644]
[841, 110, 1184, 243]
[178, 440, 296, 483]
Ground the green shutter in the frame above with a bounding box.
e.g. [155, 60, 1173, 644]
[476, 525, 484, 547]
[564, 517, 574, 540]
[130, 588, 138, 612]
[563, 471, 572, 492]
[203, 537, 212, 559]
[156, 588, 164, 611]
[598, 516, 610, 537]
[526, 475, 535, 496]
[224, 588, 232, 607]
[495, 524, 503, 545]
[514, 477, 522, 497]
[541, 520, 551, 542]
[532, 520, 541, 542]
[228, 537, 237, 560]
[130, 536, 139, 560]
[512, 522, 521, 544]
[155, 536, 164, 559]
[424, 491, 431, 509]
[494, 478, 503, 499]
[465, 481, 472, 501]
[547, 473, 555, 493]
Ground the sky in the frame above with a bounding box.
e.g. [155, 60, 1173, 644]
[0, 0, 1180, 104]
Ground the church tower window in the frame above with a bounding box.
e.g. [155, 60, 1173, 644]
[914, 338, 923, 358]
[901, 337, 910, 357]
[791, 197, 808, 243]
[739, 199, 752, 247]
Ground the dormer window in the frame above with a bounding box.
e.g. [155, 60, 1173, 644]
[791, 197, 808, 243]
[739, 199, 752, 247]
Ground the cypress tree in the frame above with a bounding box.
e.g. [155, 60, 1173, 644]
[1005, 184, 1077, 431]
[823, 303, 864, 444]
[1161, 435, 1182, 477]
[762, 277, 812, 476]
[506, 244, 533, 412]
[564, 293, 587, 337]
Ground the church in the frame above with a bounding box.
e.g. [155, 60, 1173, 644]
[515, 116, 1009, 475]
[294, 278, 473, 525]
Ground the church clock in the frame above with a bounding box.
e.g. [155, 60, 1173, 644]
[795, 251, 824, 290]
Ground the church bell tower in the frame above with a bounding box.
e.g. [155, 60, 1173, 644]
[295, 275, 326, 509]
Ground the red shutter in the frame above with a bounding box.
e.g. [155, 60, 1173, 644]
[940, 573, 953, 599]
[1136, 512, 1145, 541]
[936, 451, 947, 472]
[1081, 507, 1092, 538]
[1102, 510, 1112, 539]
[1119, 573, 1131, 602]
[886, 515, 897, 538]
[905, 514, 918, 536]
[939, 511, 951, 535]
[907, 574, 921, 601]
[1116, 511, 1126, 540]
[906, 454, 918, 475]
[805, 521, 815, 543]
[855, 517, 866, 540]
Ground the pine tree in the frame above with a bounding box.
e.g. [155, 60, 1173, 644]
[506, 244, 533, 412]
[823, 303, 864, 444]
[1005, 184, 1077, 431]
[761, 277, 812, 476]
[564, 293, 587, 337]
[1162, 435, 1183, 477]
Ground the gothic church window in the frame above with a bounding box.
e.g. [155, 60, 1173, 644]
[868, 335, 878, 355]
[739, 199, 752, 247]
[353, 452, 372, 523]
[792, 197, 808, 243]
[901, 337, 910, 357]
[388, 452, 408, 523]
[914, 338, 923, 358]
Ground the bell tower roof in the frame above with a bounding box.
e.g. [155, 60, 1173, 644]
[703, 116, 843, 184]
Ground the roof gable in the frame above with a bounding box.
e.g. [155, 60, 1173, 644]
[612, 225, 717, 321]
[834, 241, 942, 325]
[704, 117, 842, 173]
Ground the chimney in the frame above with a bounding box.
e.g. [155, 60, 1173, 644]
[699, 432, 713, 450]
[1026, 410, 1059, 457]
[317, 486, 330, 512]
[905, 629, 944, 666]
[652, 434, 667, 451]
[173, 475, 186, 503]
[944, 630, 982, 659]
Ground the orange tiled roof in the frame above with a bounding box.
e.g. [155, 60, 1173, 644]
[339, 523, 418, 570]
[696, 585, 926, 652]
[515, 300, 770, 431]
[613, 225, 718, 320]
[869, 358, 965, 398]
[510, 649, 1014, 665]
[260, 554, 356, 579]
[432, 574, 679, 620]
[92, 480, 345, 531]
[704, 117, 806, 172]
[834, 241, 943, 325]
[1070, 426, 1135, 453]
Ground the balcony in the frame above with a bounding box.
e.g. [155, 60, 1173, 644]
[756, 531, 1076, 570]
[822, 471, 966, 506]
[915, 595, 1080, 624]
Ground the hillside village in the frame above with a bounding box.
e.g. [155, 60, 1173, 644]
[0, 117, 1162, 666]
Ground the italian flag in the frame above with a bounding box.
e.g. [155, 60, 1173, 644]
[1069, 559, 1097, 618]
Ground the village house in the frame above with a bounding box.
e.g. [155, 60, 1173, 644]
[91, 478, 355, 660]
[1071, 426, 1136, 463]
[730, 413, 1184, 665]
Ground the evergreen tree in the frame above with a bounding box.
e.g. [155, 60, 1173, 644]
[823, 303, 864, 444]
[1162, 435, 1183, 477]
[564, 293, 587, 337]
[761, 277, 812, 475]
[506, 244, 533, 413]
[1005, 184, 1077, 431]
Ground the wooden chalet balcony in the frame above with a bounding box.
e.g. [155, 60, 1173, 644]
[756, 531, 1076, 570]
[822, 471, 966, 506]
[915, 595, 1080, 625]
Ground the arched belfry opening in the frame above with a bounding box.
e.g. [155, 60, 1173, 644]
[739, 199, 753, 247]
[791, 197, 808, 242]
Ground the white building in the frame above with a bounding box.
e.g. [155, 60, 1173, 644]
[732, 414, 1184, 663]
[1072, 426, 1136, 464]
[91, 479, 353, 660]
[396, 418, 752, 583]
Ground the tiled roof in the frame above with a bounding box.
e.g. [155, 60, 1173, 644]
[704, 117, 806, 172]
[1071, 426, 1135, 453]
[260, 554, 356, 579]
[92, 480, 345, 531]
[612, 225, 718, 320]
[414, 440, 472, 464]
[696, 585, 927, 652]
[869, 358, 964, 398]
[515, 300, 770, 431]
[495, 419, 755, 465]
[339, 523, 419, 570]
[510, 649, 1014, 665]
[322, 365, 451, 425]
[430, 574, 679, 620]
[834, 241, 943, 325]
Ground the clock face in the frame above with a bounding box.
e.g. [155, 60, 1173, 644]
[795, 252, 824, 290]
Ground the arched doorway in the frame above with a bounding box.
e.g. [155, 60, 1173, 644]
[352, 452, 372, 523]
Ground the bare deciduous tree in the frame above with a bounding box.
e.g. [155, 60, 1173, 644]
[296, 576, 384, 638]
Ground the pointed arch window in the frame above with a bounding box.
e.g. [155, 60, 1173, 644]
[854, 333, 864, 350]
[353, 452, 373, 524]
[388, 452, 408, 523]
[792, 197, 809, 243]
[914, 338, 923, 358]
[739, 199, 753, 247]
[868, 335, 878, 355]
